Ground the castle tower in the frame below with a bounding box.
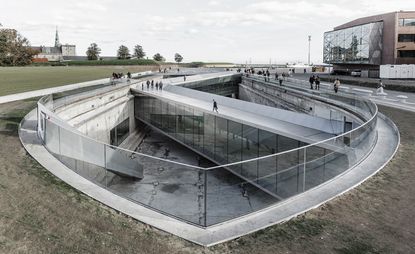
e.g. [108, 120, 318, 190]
[54, 26, 61, 47]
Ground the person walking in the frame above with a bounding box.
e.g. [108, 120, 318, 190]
[278, 75, 283, 86]
[309, 75, 315, 89]
[155, 82, 159, 90]
[315, 76, 320, 90]
[141, 83, 144, 90]
[151, 80, 154, 90]
[376, 79, 385, 94]
[334, 78, 340, 93]
[213, 99, 218, 113]
[159, 81, 163, 90]
[275, 72, 279, 80]
[146, 80, 150, 90]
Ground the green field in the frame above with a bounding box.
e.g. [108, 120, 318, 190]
[0, 66, 158, 96]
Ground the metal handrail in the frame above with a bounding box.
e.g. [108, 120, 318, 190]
[38, 76, 378, 171]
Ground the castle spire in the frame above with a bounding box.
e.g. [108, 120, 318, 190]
[55, 26, 61, 47]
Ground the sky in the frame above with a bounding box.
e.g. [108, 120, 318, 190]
[1, 0, 414, 64]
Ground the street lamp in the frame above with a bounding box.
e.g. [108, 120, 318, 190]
[308, 35, 312, 66]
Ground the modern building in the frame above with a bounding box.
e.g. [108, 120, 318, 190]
[32, 28, 76, 62]
[323, 11, 415, 77]
[22, 70, 400, 246]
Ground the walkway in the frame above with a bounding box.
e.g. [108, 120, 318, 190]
[285, 74, 415, 112]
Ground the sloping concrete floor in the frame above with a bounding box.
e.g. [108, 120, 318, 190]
[19, 103, 399, 246]
[108, 130, 278, 226]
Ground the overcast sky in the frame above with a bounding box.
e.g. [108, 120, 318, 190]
[1, 0, 413, 63]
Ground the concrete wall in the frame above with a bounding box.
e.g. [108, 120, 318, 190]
[239, 78, 360, 126]
[75, 98, 135, 144]
[55, 86, 135, 144]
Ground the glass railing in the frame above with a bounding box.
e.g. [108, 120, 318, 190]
[37, 83, 378, 227]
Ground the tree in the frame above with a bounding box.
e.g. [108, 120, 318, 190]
[174, 53, 183, 63]
[86, 43, 101, 60]
[133, 45, 145, 59]
[153, 53, 165, 62]
[0, 28, 37, 66]
[117, 45, 130, 59]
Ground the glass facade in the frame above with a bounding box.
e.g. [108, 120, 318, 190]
[134, 94, 310, 197]
[323, 22, 383, 65]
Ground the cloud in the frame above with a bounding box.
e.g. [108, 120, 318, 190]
[208, 0, 220, 6]
[3, 0, 413, 63]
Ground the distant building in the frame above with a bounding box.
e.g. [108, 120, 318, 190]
[323, 11, 415, 77]
[32, 28, 76, 62]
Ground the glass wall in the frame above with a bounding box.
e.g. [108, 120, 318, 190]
[110, 118, 130, 146]
[323, 22, 383, 65]
[134, 95, 308, 197]
[38, 89, 378, 227]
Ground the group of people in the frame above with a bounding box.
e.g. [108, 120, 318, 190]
[309, 75, 340, 93]
[142, 80, 163, 91]
[308, 75, 321, 90]
[112, 72, 125, 79]
[158, 67, 171, 73]
[111, 72, 132, 80]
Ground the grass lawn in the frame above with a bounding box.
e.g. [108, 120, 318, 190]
[0, 66, 157, 96]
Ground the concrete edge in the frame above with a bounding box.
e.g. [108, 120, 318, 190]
[18, 108, 400, 247]
[202, 112, 400, 246]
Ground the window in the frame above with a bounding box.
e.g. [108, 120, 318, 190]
[399, 18, 415, 27]
[398, 34, 415, 42]
[398, 50, 415, 58]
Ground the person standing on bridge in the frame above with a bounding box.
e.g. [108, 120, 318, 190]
[309, 75, 315, 90]
[159, 81, 163, 90]
[278, 75, 283, 86]
[151, 80, 154, 89]
[334, 78, 340, 93]
[315, 76, 320, 90]
[213, 99, 219, 113]
[376, 79, 385, 94]
[146, 80, 150, 90]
